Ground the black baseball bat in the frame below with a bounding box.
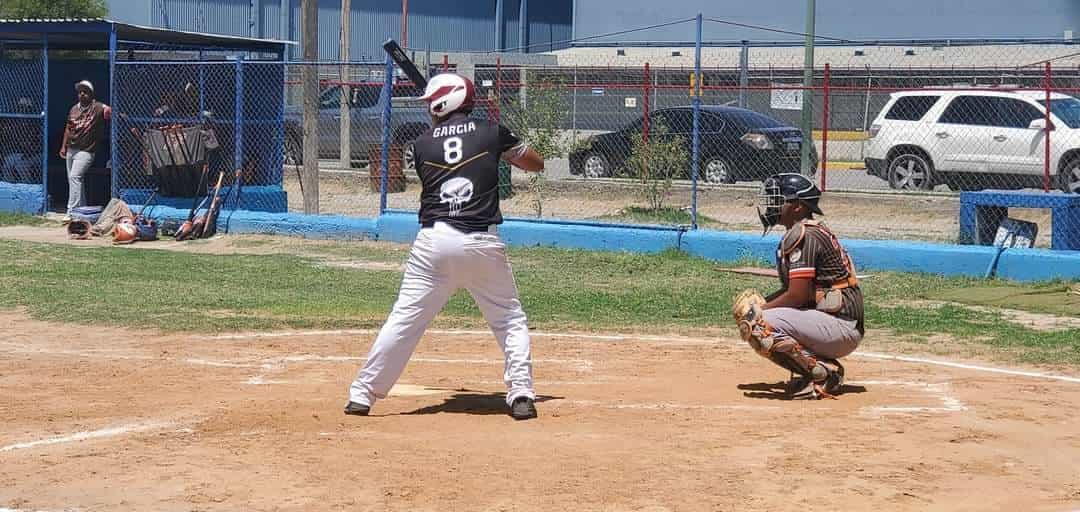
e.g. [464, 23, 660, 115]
[382, 39, 428, 89]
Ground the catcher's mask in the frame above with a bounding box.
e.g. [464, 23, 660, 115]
[757, 173, 824, 234]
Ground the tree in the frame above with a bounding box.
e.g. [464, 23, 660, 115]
[504, 77, 567, 218]
[0, 0, 107, 19]
[623, 124, 689, 212]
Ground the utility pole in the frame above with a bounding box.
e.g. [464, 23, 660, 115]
[302, 0, 319, 213]
[800, 0, 816, 175]
[340, 0, 351, 170]
[402, 0, 409, 48]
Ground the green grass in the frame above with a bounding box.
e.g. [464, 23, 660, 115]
[0, 238, 1077, 363]
[0, 212, 50, 227]
[596, 207, 717, 226]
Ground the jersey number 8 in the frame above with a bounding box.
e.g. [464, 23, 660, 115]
[443, 137, 463, 164]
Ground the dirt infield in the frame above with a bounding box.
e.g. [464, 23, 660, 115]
[2, 312, 1079, 511]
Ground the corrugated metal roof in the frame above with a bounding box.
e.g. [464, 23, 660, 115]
[0, 17, 294, 47]
[0, 17, 106, 23]
[104, 0, 571, 58]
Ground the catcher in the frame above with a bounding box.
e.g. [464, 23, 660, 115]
[732, 173, 864, 399]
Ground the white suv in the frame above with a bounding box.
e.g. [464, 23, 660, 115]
[863, 89, 1080, 192]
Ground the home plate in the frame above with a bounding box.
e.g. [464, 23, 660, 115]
[389, 384, 455, 397]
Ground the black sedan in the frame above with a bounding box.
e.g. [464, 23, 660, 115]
[569, 106, 815, 184]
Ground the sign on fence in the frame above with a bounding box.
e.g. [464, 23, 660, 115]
[770, 83, 803, 110]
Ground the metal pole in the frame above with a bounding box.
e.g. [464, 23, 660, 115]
[643, 62, 650, 143]
[235, 57, 244, 189]
[198, 50, 206, 115]
[495, 57, 502, 121]
[280, 0, 288, 45]
[380, 54, 394, 214]
[572, 64, 577, 142]
[800, 0, 816, 175]
[109, 27, 118, 200]
[249, 0, 256, 37]
[41, 35, 48, 214]
[691, 13, 702, 230]
[301, 0, 319, 213]
[653, 66, 658, 111]
[738, 40, 749, 108]
[519, 0, 528, 54]
[340, 0, 351, 170]
[402, 0, 409, 48]
[821, 63, 830, 192]
[861, 65, 871, 133]
[1044, 61, 1052, 193]
[572, 0, 578, 41]
[495, 0, 504, 51]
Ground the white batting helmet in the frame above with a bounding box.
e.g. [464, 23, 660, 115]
[419, 73, 475, 118]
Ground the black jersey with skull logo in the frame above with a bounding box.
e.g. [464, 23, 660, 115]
[414, 111, 524, 232]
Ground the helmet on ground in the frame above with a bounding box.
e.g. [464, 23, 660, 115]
[757, 173, 824, 233]
[112, 220, 137, 245]
[419, 73, 475, 118]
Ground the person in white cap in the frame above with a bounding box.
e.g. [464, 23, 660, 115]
[60, 80, 112, 221]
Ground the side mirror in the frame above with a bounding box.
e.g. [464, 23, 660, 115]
[1029, 118, 1055, 131]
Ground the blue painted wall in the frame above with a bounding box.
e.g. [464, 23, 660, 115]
[573, 0, 1080, 43]
[87, 206, 1080, 283]
[105, 0, 572, 58]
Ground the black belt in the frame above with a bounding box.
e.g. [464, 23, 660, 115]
[421, 221, 495, 234]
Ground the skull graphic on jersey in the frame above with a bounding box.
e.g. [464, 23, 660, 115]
[439, 177, 474, 217]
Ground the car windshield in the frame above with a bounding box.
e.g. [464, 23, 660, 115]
[1036, 97, 1080, 129]
[731, 110, 786, 129]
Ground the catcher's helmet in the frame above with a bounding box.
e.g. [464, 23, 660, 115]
[419, 73, 475, 118]
[112, 221, 137, 245]
[757, 173, 824, 233]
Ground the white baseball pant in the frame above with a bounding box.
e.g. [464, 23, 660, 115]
[349, 221, 535, 407]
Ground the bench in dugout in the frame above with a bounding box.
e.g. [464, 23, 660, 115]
[959, 190, 1080, 251]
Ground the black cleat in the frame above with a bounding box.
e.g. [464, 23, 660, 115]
[822, 359, 846, 396]
[343, 401, 370, 416]
[784, 374, 814, 397]
[510, 397, 538, 420]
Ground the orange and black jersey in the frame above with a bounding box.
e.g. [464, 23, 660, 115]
[414, 112, 525, 232]
[776, 219, 865, 334]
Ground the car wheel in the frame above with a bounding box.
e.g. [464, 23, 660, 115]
[702, 157, 735, 184]
[284, 130, 303, 166]
[1059, 159, 1080, 194]
[583, 152, 610, 178]
[887, 152, 934, 191]
[402, 141, 416, 170]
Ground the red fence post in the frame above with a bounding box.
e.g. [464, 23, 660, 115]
[1045, 61, 1052, 193]
[820, 63, 830, 191]
[442, 54, 449, 73]
[643, 62, 651, 143]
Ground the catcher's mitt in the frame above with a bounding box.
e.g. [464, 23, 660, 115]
[732, 288, 772, 356]
[66, 220, 92, 240]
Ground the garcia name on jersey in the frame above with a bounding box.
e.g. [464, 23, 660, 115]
[414, 111, 524, 233]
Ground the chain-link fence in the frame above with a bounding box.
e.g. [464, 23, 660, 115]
[113, 58, 288, 214]
[282, 61, 426, 217]
[0, 45, 46, 212]
[354, 37, 1080, 249]
[12, 16, 1080, 251]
